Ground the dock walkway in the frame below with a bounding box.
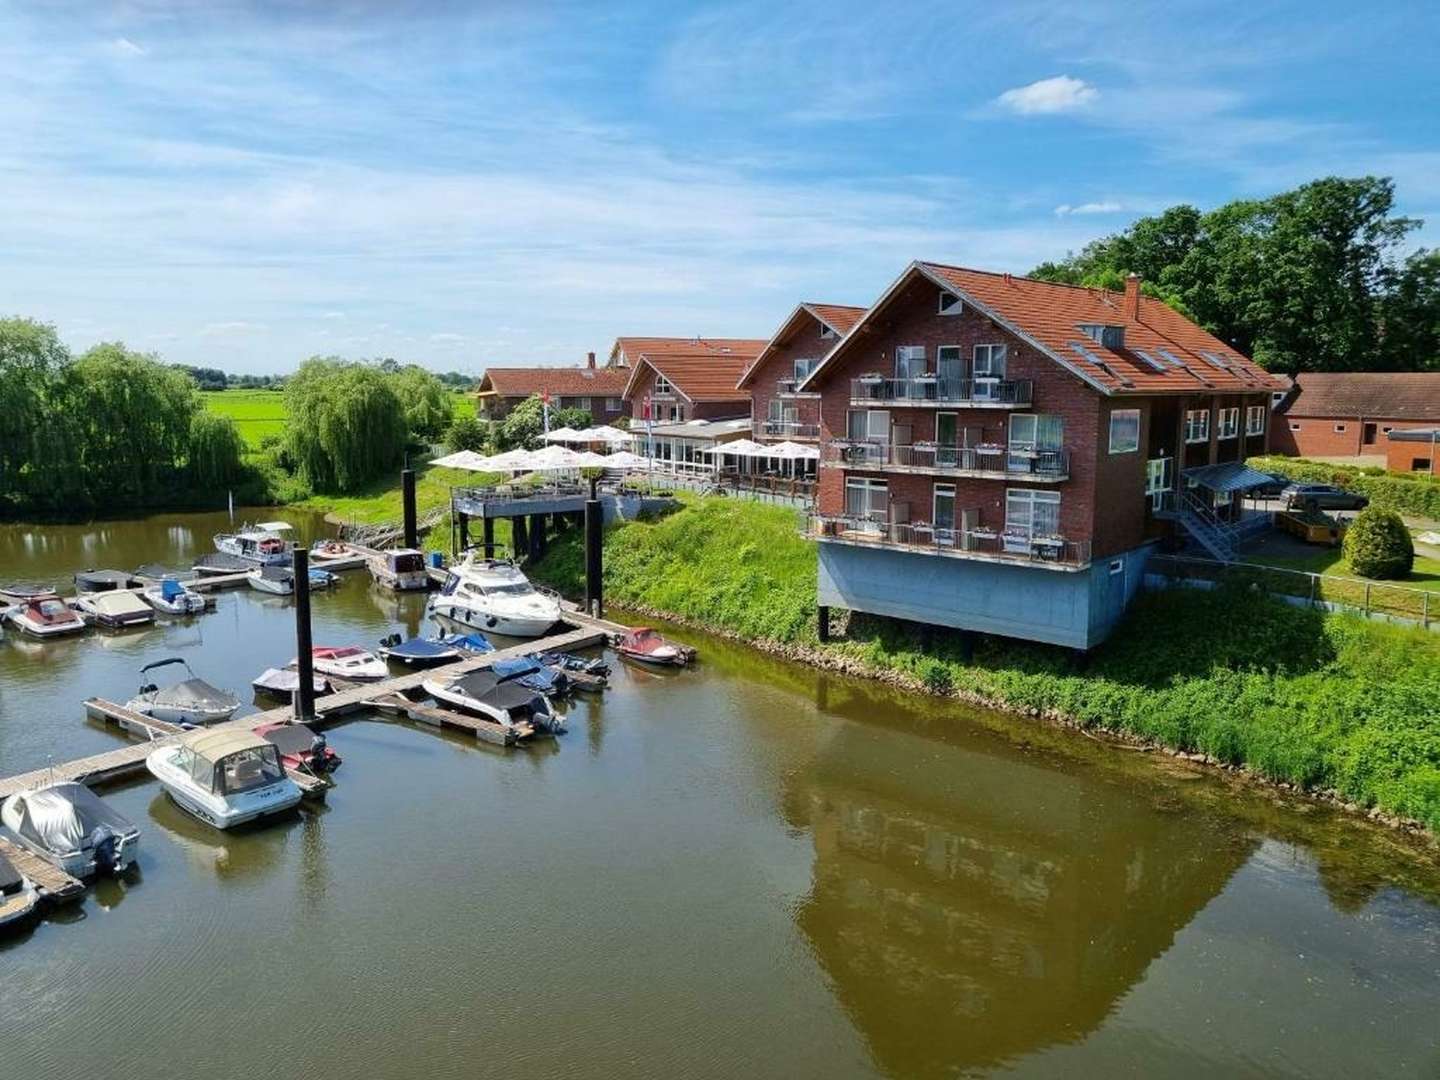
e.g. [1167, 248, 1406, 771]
[0, 836, 85, 904]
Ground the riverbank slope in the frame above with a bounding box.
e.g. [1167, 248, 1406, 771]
[527, 495, 1440, 834]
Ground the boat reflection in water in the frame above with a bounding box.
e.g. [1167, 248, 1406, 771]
[782, 719, 1255, 1077]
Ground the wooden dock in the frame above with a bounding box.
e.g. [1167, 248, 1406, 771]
[0, 836, 85, 904]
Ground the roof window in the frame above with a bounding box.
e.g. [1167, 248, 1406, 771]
[1078, 323, 1126, 349]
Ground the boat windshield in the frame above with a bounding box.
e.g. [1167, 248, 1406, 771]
[486, 583, 534, 597]
[37, 600, 70, 617]
[218, 747, 286, 795]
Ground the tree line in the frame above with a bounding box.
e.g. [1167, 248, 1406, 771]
[171, 362, 477, 392]
[1032, 176, 1438, 374]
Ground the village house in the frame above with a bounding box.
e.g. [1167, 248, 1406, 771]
[737, 303, 866, 444]
[1385, 427, 1440, 474]
[801, 262, 1286, 649]
[475, 352, 630, 422]
[1271, 372, 1440, 461]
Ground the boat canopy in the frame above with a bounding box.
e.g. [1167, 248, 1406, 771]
[493, 656, 543, 679]
[449, 671, 543, 711]
[260, 724, 322, 756]
[255, 565, 292, 581]
[385, 638, 454, 660]
[176, 729, 286, 796]
[75, 570, 132, 590]
[255, 521, 295, 533]
[6, 782, 137, 855]
[181, 728, 270, 759]
[151, 678, 238, 713]
[160, 579, 187, 601]
[89, 592, 152, 614]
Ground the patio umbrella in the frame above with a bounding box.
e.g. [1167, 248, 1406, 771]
[526, 444, 587, 470]
[542, 426, 582, 443]
[598, 450, 652, 469]
[480, 448, 538, 472]
[572, 450, 612, 467]
[584, 425, 634, 446]
[430, 449, 491, 469]
[706, 438, 764, 457]
[766, 440, 820, 460]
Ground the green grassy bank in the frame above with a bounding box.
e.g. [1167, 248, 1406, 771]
[528, 495, 1440, 833]
[203, 388, 477, 450]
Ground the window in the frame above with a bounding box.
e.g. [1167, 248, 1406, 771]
[1109, 558, 1125, 575]
[1009, 413, 1063, 472]
[1109, 409, 1141, 454]
[847, 409, 890, 443]
[574, 396, 592, 413]
[1289, 422, 1302, 431]
[933, 484, 956, 532]
[973, 344, 1007, 377]
[1245, 405, 1266, 436]
[605, 397, 622, 412]
[1413, 458, 1432, 471]
[894, 345, 926, 379]
[1333, 424, 1347, 433]
[819, 325, 839, 340]
[1184, 409, 1210, 443]
[1005, 489, 1061, 539]
[1217, 407, 1239, 439]
[938, 290, 963, 315]
[653, 374, 673, 395]
[1145, 457, 1173, 495]
[1078, 324, 1125, 349]
[767, 399, 784, 423]
[845, 477, 888, 527]
[793, 357, 819, 382]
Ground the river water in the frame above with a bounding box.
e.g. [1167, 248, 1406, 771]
[1, 511, 1438, 1079]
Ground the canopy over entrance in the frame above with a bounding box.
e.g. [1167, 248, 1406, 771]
[1181, 461, 1276, 494]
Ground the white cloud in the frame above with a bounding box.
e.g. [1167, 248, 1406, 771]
[320, 310, 346, 320]
[1054, 201, 1123, 217]
[996, 75, 1098, 115]
[110, 37, 146, 58]
[199, 321, 265, 338]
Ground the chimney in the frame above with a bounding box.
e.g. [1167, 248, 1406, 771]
[1125, 273, 1141, 320]
[586, 351, 596, 369]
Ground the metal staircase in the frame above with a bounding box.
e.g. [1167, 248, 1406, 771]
[1166, 491, 1273, 563]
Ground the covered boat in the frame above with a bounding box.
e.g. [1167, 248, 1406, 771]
[74, 569, 134, 593]
[536, 650, 609, 690]
[146, 728, 302, 830]
[7, 593, 86, 638]
[251, 667, 331, 699]
[493, 655, 572, 696]
[193, 553, 254, 576]
[0, 581, 56, 605]
[0, 782, 141, 877]
[247, 565, 295, 595]
[613, 627, 694, 667]
[423, 670, 565, 735]
[132, 564, 198, 585]
[253, 722, 342, 775]
[307, 568, 338, 590]
[303, 646, 388, 681]
[75, 590, 155, 628]
[369, 548, 431, 591]
[0, 851, 40, 931]
[437, 631, 495, 655]
[126, 658, 241, 726]
[214, 521, 295, 566]
[142, 577, 207, 615]
[377, 634, 462, 667]
[426, 553, 562, 637]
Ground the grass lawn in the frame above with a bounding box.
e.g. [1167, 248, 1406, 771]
[203, 387, 477, 449]
[291, 462, 492, 526]
[1243, 534, 1440, 593]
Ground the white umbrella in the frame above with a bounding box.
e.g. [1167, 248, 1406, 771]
[527, 444, 587, 469]
[598, 450, 651, 470]
[481, 448, 538, 472]
[766, 440, 820, 460]
[430, 449, 490, 469]
[573, 450, 612, 467]
[542, 426, 582, 443]
[584, 425, 634, 445]
[707, 438, 764, 457]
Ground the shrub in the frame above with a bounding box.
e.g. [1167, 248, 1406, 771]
[445, 414, 487, 453]
[1343, 507, 1414, 579]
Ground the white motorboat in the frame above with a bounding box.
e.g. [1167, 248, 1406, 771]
[146, 728, 302, 830]
[126, 657, 241, 726]
[423, 669, 565, 735]
[75, 590, 155, 628]
[368, 548, 431, 591]
[0, 851, 40, 931]
[247, 565, 295, 595]
[426, 553, 562, 638]
[6, 593, 86, 637]
[300, 646, 389, 682]
[142, 577, 207, 615]
[214, 521, 296, 566]
[0, 782, 141, 878]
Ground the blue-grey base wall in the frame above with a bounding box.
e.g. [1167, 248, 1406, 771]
[817, 540, 1157, 650]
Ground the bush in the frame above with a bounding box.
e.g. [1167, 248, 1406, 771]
[445, 415, 487, 453]
[1250, 455, 1440, 520]
[1343, 507, 1415, 579]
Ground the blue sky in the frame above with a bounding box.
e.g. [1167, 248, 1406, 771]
[3, 1, 1437, 374]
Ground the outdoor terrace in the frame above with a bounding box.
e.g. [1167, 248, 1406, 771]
[808, 514, 1091, 570]
[821, 440, 1069, 481]
[849, 376, 1033, 408]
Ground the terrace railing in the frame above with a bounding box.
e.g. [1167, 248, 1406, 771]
[823, 440, 1068, 479]
[760, 419, 821, 439]
[808, 514, 1091, 567]
[849, 376, 1033, 407]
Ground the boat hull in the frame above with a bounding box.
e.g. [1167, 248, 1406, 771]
[142, 589, 206, 615]
[247, 575, 294, 596]
[0, 820, 139, 879]
[6, 611, 86, 638]
[428, 601, 558, 638]
[126, 699, 239, 727]
[0, 884, 40, 929]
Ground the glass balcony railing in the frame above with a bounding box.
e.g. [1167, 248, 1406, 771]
[761, 419, 821, 439]
[807, 515, 1090, 567]
[822, 441, 1068, 479]
[849, 376, 1033, 406]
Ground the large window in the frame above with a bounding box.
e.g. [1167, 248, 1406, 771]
[933, 484, 957, 536]
[604, 397, 623, 412]
[1217, 407, 1239, 439]
[1009, 413, 1064, 457]
[894, 345, 926, 379]
[846, 408, 890, 443]
[1246, 404, 1266, 436]
[1184, 408, 1210, 443]
[654, 374, 673, 395]
[938, 290, 963, 315]
[1145, 457, 1173, 510]
[793, 357, 819, 382]
[1108, 409, 1141, 454]
[1005, 489, 1061, 539]
[845, 477, 888, 527]
[973, 344, 1007, 377]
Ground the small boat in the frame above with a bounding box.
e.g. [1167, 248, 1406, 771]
[126, 658, 241, 727]
[377, 633, 463, 667]
[73, 569, 134, 593]
[493, 655, 572, 696]
[423, 670, 565, 735]
[0, 581, 56, 605]
[368, 548, 431, 591]
[142, 577, 207, 615]
[147, 728, 302, 830]
[307, 568, 339, 590]
[310, 539, 351, 561]
[437, 631, 495, 655]
[0, 851, 40, 931]
[0, 782, 141, 877]
[193, 553, 254, 576]
[247, 565, 295, 595]
[427, 553, 562, 638]
[214, 521, 296, 566]
[303, 646, 389, 682]
[6, 593, 86, 637]
[253, 722, 342, 775]
[536, 651, 609, 691]
[612, 627, 695, 667]
[75, 590, 155, 629]
[252, 667, 331, 699]
[132, 564, 199, 586]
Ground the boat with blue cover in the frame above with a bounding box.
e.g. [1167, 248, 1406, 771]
[437, 631, 495, 655]
[377, 634, 464, 667]
[142, 577, 206, 615]
[492, 655, 572, 696]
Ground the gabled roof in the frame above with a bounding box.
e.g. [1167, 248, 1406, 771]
[1278, 372, 1440, 421]
[801, 261, 1287, 397]
[617, 337, 766, 402]
[737, 302, 866, 389]
[611, 336, 767, 369]
[477, 366, 629, 399]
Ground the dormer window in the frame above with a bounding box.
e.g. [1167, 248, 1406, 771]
[1078, 323, 1126, 349]
[819, 325, 838, 340]
[938, 290, 963, 316]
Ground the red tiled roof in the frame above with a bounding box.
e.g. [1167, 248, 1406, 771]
[737, 302, 866, 388]
[805, 303, 865, 335]
[1278, 372, 1440, 421]
[617, 337, 766, 402]
[478, 365, 629, 398]
[612, 337, 767, 367]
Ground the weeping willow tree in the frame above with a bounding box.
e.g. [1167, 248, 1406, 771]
[284, 357, 408, 492]
[388, 363, 452, 441]
[187, 410, 248, 489]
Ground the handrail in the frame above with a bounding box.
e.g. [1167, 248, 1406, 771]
[823, 440, 1068, 477]
[808, 514, 1090, 566]
[849, 376, 1033, 406]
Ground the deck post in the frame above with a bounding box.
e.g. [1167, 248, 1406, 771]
[401, 468, 418, 549]
[293, 548, 316, 723]
[585, 476, 603, 617]
[817, 604, 830, 643]
[530, 513, 546, 560]
[512, 514, 528, 558]
[457, 511, 469, 553]
[481, 516, 493, 553]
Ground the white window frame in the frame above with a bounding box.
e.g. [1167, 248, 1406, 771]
[792, 357, 819, 382]
[938, 290, 963, 315]
[1184, 408, 1210, 444]
[1005, 488, 1062, 542]
[1109, 409, 1141, 454]
[894, 345, 926, 380]
[819, 325, 839, 340]
[1290, 422, 1302, 431]
[574, 396, 592, 413]
[605, 397, 622, 412]
[846, 408, 890, 443]
[653, 374, 673, 395]
[1217, 407, 1239, 440]
[932, 483, 957, 532]
[845, 477, 888, 528]
[973, 344, 1007, 377]
[1333, 423, 1347, 433]
[1245, 405, 1265, 436]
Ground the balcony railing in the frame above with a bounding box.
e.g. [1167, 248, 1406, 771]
[850, 376, 1033, 407]
[808, 515, 1091, 567]
[760, 419, 821, 440]
[776, 378, 819, 397]
[822, 440, 1068, 479]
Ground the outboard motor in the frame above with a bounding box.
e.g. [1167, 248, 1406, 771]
[89, 826, 119, 874]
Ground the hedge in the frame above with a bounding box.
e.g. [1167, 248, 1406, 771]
[1250, 455, 1440, 520]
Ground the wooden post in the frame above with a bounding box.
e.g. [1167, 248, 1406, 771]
[585, 475, 603, 617]
[511, 514, 528, 558]
[401, 468, 418, 549]
[1364, 581, 1371, 616]
[457, 512, 469, 553]
[482, 516, 494, 552]
[529, 513, 545, 561]
[292, 548, 315, 723]
[1423, 592, 1429, 629]
[817, 605, 830, 643]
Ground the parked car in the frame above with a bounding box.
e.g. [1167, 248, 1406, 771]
[1250, 472, 1290, 498]
[1281, 483, 1369, 512]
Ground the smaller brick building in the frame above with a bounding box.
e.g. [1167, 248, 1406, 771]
[618, 336, 766, 424]
[476, 352, 630, 422]
[1385, 428, 1440, 474]
[738, 303, 866, 443]
[1272, 373, 1440, 459]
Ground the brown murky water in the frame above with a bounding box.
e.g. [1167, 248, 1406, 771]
[1, 512, 1439, 1079]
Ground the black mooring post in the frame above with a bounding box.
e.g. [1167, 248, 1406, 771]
[457, 511, 469, 553]
[512, 515, 528, 558]
[481, 516, 493, 552]
[401, 468, 418, 549]
[293, 548, 316, 723]
[584, 475, 603, 617]
[530, 513, 546, 561]
[817, 604, 830, 643]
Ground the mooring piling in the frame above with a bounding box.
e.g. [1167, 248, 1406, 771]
[401, 468, 418, 550]
[585, 474, 603, 617]
[293, 547, 316, 723]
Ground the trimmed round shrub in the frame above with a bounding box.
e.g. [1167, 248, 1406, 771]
[1343, 507, 1414, 580]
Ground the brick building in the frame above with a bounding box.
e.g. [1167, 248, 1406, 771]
[617, 336, 766, 424]
[738, 303, 865, 444]
[1272, 372, 1440, 459]
[1385, 428, 1440, 473]
[802, 261, 1285, 649]
[475, 352, 630, 422]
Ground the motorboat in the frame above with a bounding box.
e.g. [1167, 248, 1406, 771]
[253, 722, 342, 775]
[310, 539, 351, 561]
[0, 782, 141, 877]
[132, 564, 198, 586]
[612, 627, 695, 667]
[0, 851, 40, 931]
[368, 548, 431, 591]
[251, 667, 331, 700]
[423, 669, 565, 735]
[307, 568, 339, 590]
[147, 728, 302, 830]
[437, 631, 495, 655]
[493, 655, 572, 696]
[142, 577, 207, 615]
[193, 553, 254, 576]
[247, 565, 295, 595]
[536, 650, 609, 691]
[426, 553, 562, 637]
[214, 521, 296, 566]
[126, 658, 241, 727]
[377, 633, 464, 667]
[6, 593, 86, 638]
[75, 590, 155, 629]
[0, 581, 55, 605]
[303, 646, 389, 682]
[73, 569, 134, 593]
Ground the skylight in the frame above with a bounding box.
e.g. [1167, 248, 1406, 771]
[1068, 340, 1105, 365]
[1132, 349, 1166, 372]
[1199, 350, 1230, 370]
[1155, 348, 1187, 368]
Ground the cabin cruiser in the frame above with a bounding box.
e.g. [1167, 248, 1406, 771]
[369, 548, 431, 591]
[126, 658, 241, 727]
[423, 669, 565, 735]
[214, 521, 296, 566]
[427, 553, 562, 638]
[6, 593, 86, 637]
[0, 782, 141, 878]
[75, 590, 155, 629]
[303, 646, 389, 682]
[253, 722, 342, 775]
[377, 634, 464, 667]
[147, 728, 302, 830]
[0, 851, 39, 931]
[247, 565, 295, 595]
[142, 577, 207, 615]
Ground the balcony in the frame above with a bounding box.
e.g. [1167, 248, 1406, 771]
[808, 515, 1091, 570]
[775, 378, 820, 398]
[821, 440, 1069, 481]
[850, 376, 1033, 408]
[760, 419, 821, 440]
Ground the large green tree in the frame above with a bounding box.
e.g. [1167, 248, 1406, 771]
[284, 357, 408, 492]
[388, 363, 453, 442]
[0, 317, 81, 512]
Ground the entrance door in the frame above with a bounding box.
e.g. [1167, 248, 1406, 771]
[1363, 422, 1378, 446]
